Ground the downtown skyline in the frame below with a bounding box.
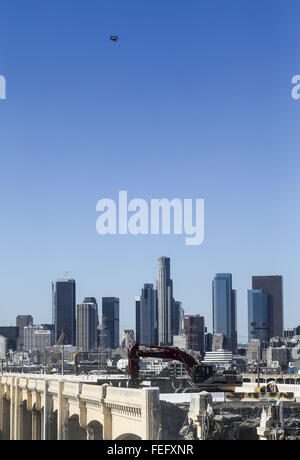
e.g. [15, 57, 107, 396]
[0, 256, 289, 345]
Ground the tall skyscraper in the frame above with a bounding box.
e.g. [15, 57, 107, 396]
[248, 289, 269, 342]
[136, 284, 158, 346]
[171, 301, 181, 338]
[0, 336, 7, 359]
[52, 279, 76, 345]
[156, 257, 173, 346]
[231, 290, 237, 353]
[102, 297, 120, 349]
[212, 273, 237, 352]
[0, 327, 19, 351]
[179, 304, 185, 331]
[184, 315, 205, 357]
[16, 315, 33, 350]
[252, 276, 283, 339]
[76, 298, 98, 351]
[83, 298, 99, 326]
[135, 296, 141, 344]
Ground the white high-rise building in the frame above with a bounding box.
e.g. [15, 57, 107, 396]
[76, 298, 98, 352]
[121, 330, 135, 350]
[0, 336, 7, 359]
[24, 326, 54, 353]
[156, 257, 173, 346]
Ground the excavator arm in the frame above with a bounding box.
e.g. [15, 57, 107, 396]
[128, 343, 199, 387]
[128, 343, 242, 391]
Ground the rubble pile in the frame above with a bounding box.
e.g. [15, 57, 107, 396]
[164, 393, 300, 440]
[211, 413, 258, 440]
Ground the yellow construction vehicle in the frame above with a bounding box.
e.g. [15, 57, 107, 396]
[254, 382, 279, 394]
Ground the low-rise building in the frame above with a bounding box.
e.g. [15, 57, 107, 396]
[24, 326, 54, 353]
[212, 334, 226, 352]
[173, 332, 188, 350]
[266, 346, 288, 368]
[203, 349, 233, 365]
[246, 339, 261, 363]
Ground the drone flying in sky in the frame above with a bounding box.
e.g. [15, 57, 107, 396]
[110, 36, 118, 42]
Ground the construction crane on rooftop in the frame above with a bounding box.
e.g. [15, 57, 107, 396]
[46, 330, 66, 374]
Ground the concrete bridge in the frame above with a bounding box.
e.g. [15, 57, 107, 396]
[0, 374, 161, 441]
[242, 374, 300, 385]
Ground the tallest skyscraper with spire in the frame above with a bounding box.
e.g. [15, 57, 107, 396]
[156, 257, 174, 346]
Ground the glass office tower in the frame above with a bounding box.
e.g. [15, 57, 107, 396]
[102, 297, 120, 349]
[135, 296, 141, 344]
[252, 276, 283, 339]
[52, 279, 76, 345]
[136, 284, 158, 346]
[212, 273, 237, 352]
[248, 289, 269, 342]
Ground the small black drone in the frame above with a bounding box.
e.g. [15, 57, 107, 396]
[110, 36, 118, 42]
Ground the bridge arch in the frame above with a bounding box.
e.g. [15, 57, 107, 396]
[86, 421, 103, 440]
[0, 397, 10, 440]
[19, 402, 32, 440]
[49, 410, 58, 440]
[65, 414, 87, 441]
[115, 433, 142, 440]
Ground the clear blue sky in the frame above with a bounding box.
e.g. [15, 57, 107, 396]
[0, 0, 299, 342]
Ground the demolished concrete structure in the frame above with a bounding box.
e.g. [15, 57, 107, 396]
[160, 392, 300, 440]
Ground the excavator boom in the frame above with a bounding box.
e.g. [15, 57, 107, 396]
[129, 343, 204, 387]
[128, 343, 242, 391]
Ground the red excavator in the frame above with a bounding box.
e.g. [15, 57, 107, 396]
[128, 343, 242, 392]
